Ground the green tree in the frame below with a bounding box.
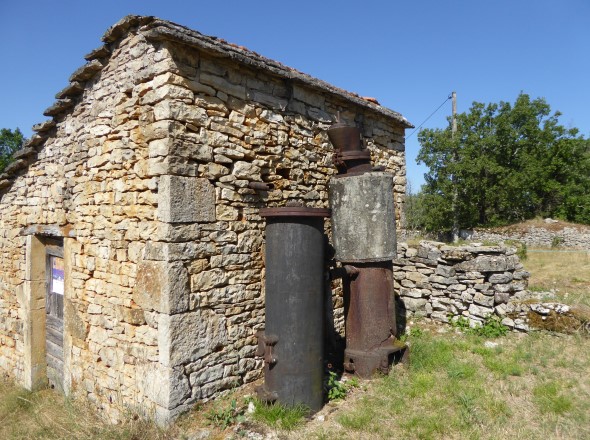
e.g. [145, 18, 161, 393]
[415, 93, 590, 231]
[0, 128, 25, 173]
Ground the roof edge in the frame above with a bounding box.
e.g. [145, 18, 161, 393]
[140, 18, 413, 128]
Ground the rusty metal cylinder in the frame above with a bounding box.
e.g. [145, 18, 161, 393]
[329, 172, 397, 263]
[330, 171, 404, 377]
[258, 207, 330, 412]
[343, 261, 402, 377]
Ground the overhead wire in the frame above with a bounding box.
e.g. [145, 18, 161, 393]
[406, 93, 453, 139]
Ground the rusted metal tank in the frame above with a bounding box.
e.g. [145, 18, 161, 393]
[257, 206, 330, 412]
[341, 261, 406, 376]
[328, 119, 407, 378]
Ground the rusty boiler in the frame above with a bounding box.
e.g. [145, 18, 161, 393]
[257, 206, 330, 412]
[328, 120, 407, 378]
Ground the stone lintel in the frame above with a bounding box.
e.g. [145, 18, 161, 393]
[21, 224, 75, 238]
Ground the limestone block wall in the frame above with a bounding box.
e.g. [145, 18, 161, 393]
[0, 16, 409, 424]
[0, 32, 172, 421]
[395, 242, 530, 328]
[138, 39, 407, 421]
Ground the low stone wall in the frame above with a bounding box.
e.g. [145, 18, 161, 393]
[460, 225, 590, 249]
[395, 241, 530, 328]
[395, 241, 590, 335]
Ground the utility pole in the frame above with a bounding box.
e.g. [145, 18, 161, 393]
[452, 91, 457, 136]
[451, 91, 459, 242]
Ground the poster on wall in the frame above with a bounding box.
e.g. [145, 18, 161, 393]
[51, 256, 64, 296]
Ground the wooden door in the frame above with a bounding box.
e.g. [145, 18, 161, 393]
[46, 242, 64, 390]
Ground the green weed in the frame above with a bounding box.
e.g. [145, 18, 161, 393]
[551, 236, 565, 248]
[326, 371, 359, 401]
[505, 239, 528, 260]
[326, 371, 347, 401]
[451, 315, 508, 338]
[533, 381, 573, 415]
[252, 401, 309, 430]
[205, 398, 245, 429]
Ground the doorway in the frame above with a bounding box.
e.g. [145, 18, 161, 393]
[45, 239, 64, 390]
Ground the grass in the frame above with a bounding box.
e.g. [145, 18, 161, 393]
[524, 248, 590, 306]
[292, 330, 590, 440]
[251, 401, 309, 430]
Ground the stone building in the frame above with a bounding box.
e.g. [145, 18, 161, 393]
[0, 16, 411, 423]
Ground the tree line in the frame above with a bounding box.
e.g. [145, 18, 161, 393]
[407, 93, 590, 232]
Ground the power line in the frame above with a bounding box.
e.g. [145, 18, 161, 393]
[406, 93, 453, 139]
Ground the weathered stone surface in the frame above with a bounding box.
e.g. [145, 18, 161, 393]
[403, 297, 428, 312]
[69, 59, 104, 82]
[489, 273, 513, 284]
[153, 100, 208, 126]
[12, 147, 37, 160]
[406, 271, 427, 284]
[43, 99, 74, 116]
[494, 291, 511, 305]
[468, 303, 493, 318]
[84, 45, 111, 61]
[32, 120, 56, 133]
[473, 292, 494, 307]
[137, 363, 190, 409]
[456, 255, 519, 272]
[115, 306, 146, 325]
[232, 161, 261, 180]
[64, 299, 89, 341]
[436, 265, 456, 277]
[55, 81, 84, 99]
[157, 176, 215, 223]
[133, 260, 190, 314]
[0, 15, 411, 427]
[463, 225, 590, 250]
[158, 310, 228, 367]
[396, 240, 532, 331]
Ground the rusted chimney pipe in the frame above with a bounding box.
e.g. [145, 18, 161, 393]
[248, 182, 275, 191]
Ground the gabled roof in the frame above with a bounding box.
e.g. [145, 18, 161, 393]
[0, 15, 412, 191]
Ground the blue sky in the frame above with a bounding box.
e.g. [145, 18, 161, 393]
[1, 1, 588, 190]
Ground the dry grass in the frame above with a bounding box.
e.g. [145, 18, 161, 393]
[524, 249, 590, 306]
[0, 378, 173, 439]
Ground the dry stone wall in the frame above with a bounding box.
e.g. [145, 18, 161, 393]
[0, 16, 408, 424]
[461, 224, 590, 249]
[395, 241, 530, 329]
